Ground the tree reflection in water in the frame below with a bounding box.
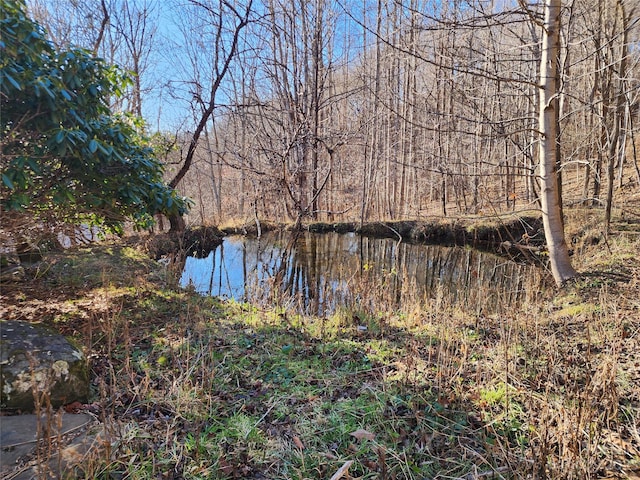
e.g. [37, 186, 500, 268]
[180, 231, 546, 316]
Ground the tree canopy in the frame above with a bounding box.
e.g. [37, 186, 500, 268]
[0, 0, 189, 238]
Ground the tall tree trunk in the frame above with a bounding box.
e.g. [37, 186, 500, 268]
[360, 0, 383, 226]
[539, 0, 577, 286]
[310, 0, 323, 220]
[604, 0, 629, 234]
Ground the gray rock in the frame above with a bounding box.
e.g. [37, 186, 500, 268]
[0, 412, 103, 480]
[0, 320, 89, 411]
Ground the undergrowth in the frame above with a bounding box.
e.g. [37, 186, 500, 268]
[1, 214, 639, 479]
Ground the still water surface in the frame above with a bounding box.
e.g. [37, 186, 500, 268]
[180, 231, 544, 316]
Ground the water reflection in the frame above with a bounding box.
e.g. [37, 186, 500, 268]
[180, 231, 544, 316]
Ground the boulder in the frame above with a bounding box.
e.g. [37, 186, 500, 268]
[0, 412, 105, 480]
[0, 320, 89, 411]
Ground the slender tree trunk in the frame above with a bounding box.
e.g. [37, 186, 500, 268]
[360, 0, 383, 226]
[629, 105, 640, 187]
[538, 0, 577, 286]
[203, 125, 223, 222]
[310, 0, 323, 219]
[604, 0, 629, 234]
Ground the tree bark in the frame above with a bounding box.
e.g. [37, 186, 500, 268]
[538, 0, 577, 286]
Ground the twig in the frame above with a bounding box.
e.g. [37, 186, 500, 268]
[459, 465, 509, 479]
[384, 223, 403, 242]
[329, 460, 354, 480]
[252, 402, 276, 433]
[602, 230, 613, 253]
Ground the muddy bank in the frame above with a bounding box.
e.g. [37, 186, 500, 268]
[148, 217, 545, 263]
[146, 225, 225, 259]
[364, 218, 544, 248]
[221, 217, 546, 263]
[220, 220, 285, 237]
[308, 217, 546, 263]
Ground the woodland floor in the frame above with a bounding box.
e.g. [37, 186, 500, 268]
[1, 203, 640, 479]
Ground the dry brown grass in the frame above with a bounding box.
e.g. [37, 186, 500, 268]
[1, 204, 639, 479]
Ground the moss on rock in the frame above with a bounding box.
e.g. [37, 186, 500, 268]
[0, 320, 89, 411]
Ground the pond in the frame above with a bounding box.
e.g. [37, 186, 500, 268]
[179, 231, 546, 316]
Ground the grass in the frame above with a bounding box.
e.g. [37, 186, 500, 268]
[1, 207, 639, 479]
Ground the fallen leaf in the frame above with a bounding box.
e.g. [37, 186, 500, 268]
[350, 428, 375, 441]
[292, 435, 305, 450]
[217, 456, 234, 476]
[63, 401, 84, 413]
[363, 460, 378, 470]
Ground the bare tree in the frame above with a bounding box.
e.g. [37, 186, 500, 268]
[604, 0, 634, 233]
[111, 1, 158, 117]
[28, 0, 159, 117]
[538, 0, 577, 285]
[28, 0, 110, 54]
[165, 0, 253, 232]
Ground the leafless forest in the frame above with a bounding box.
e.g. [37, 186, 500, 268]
[30, 0, 640, 227]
